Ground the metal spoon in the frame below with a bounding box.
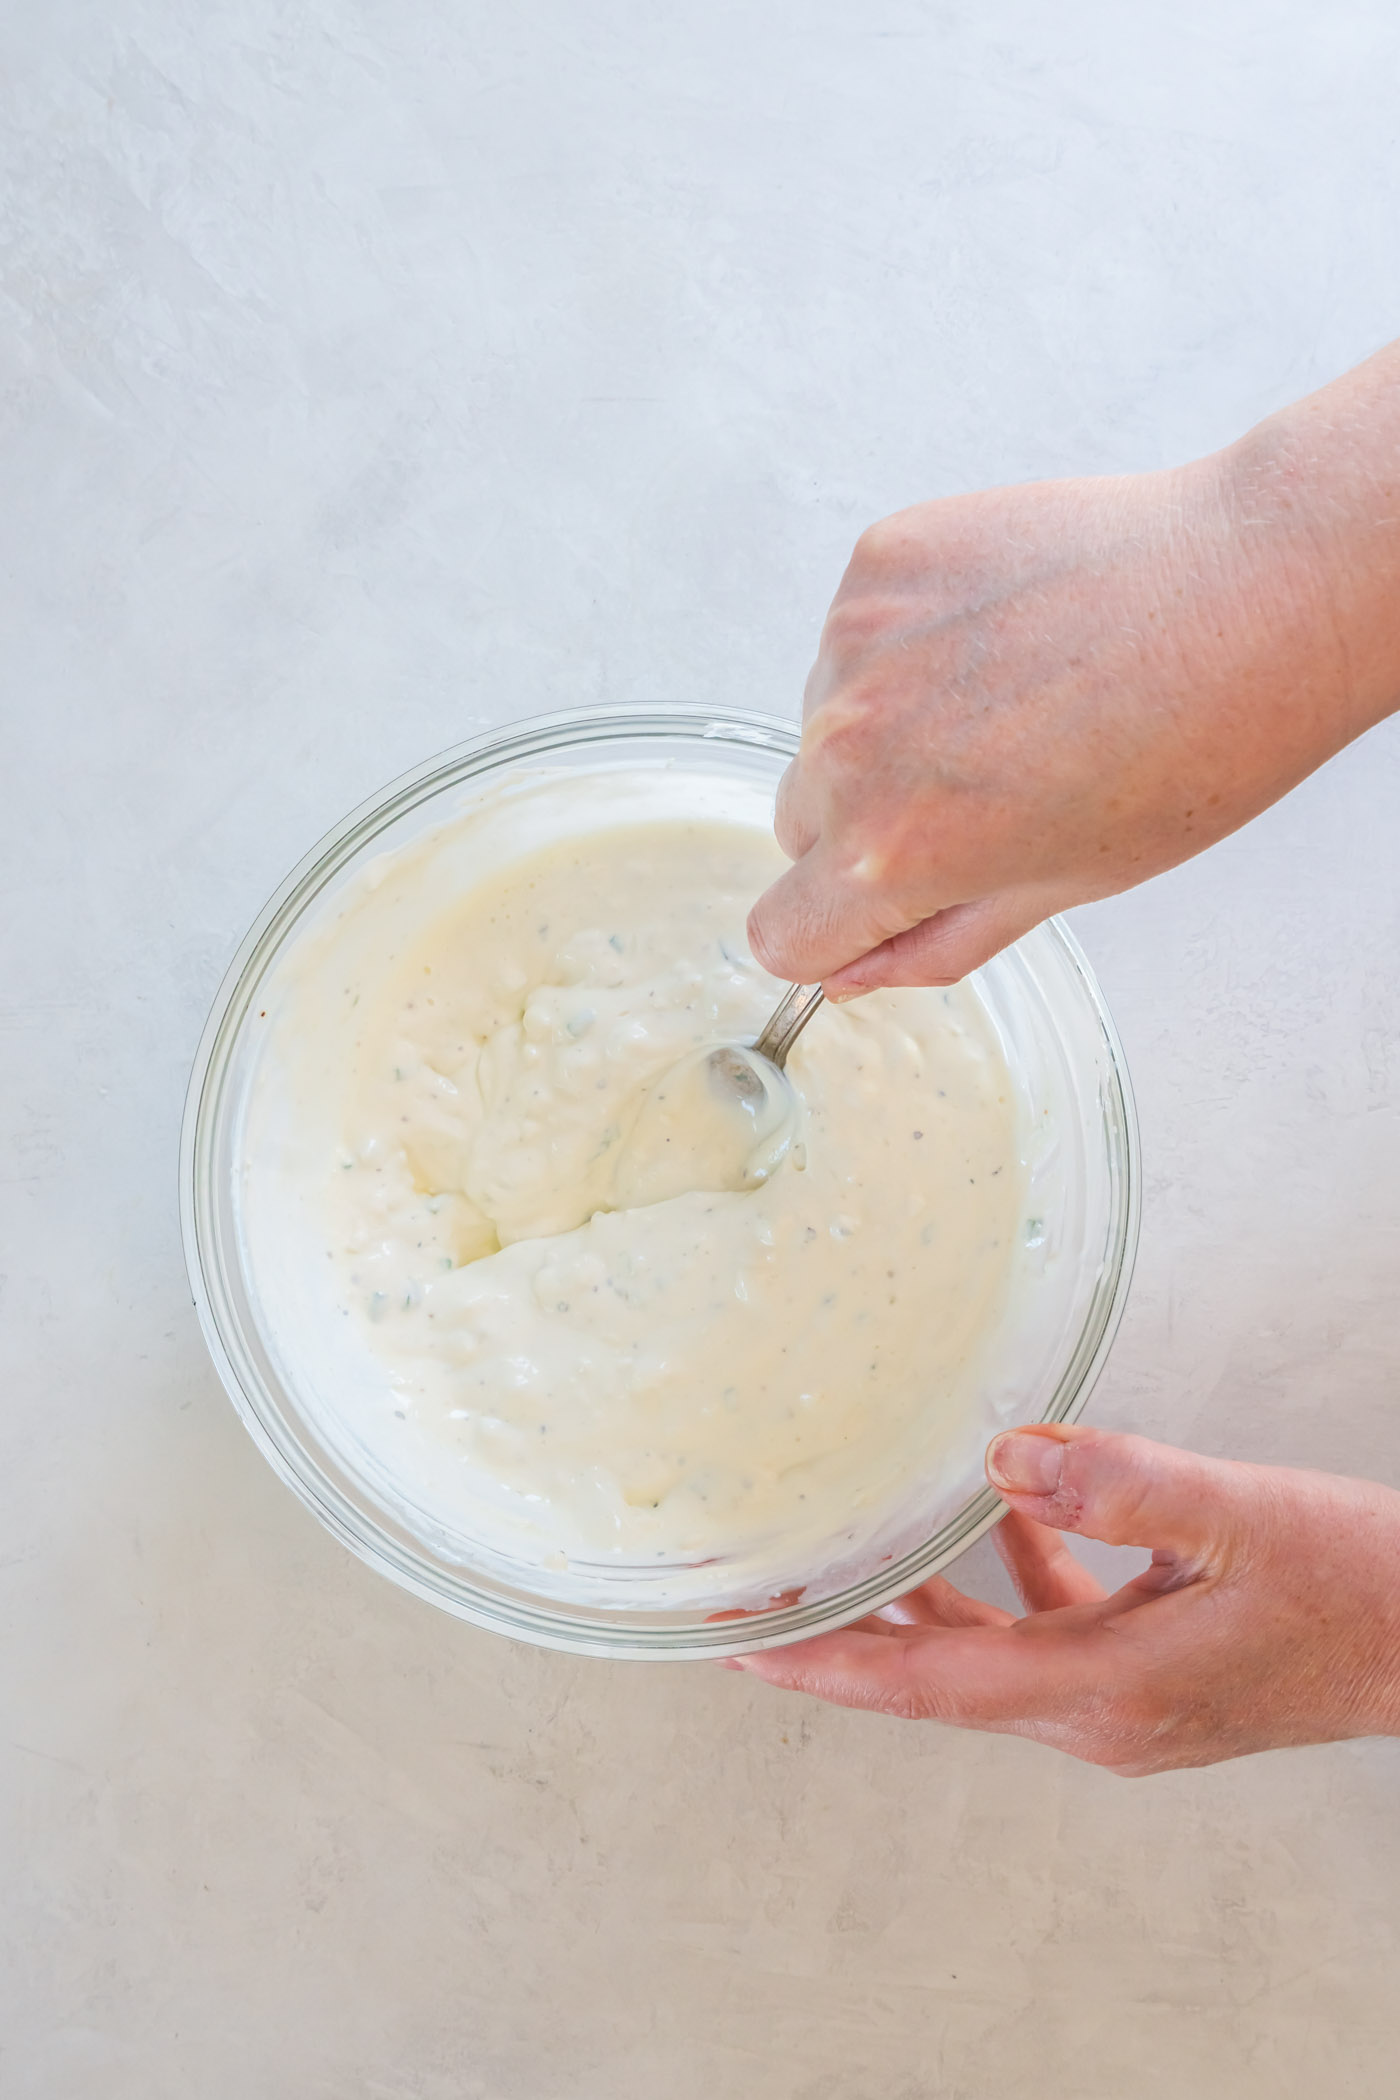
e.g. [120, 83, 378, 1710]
[611, 984, 825, 1209]
[703, 981, 825, 1109]
[752, 980, 825, 1070]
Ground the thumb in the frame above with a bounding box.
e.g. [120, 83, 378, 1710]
[985, 1423, 1254, 1559]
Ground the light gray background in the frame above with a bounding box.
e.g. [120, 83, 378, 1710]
[4, 3, 1400, 2095]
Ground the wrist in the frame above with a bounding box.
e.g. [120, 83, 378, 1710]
[1354, 1635, 1400, 1741]
[1215, 346, 1400, 746]
[1361, 1564, 1400, 1741]
[1336, 1476, 1400, 1740]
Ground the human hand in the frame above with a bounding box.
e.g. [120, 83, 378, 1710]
[749, 347, 1400, 993]
[723, 1423, 1400, 1774]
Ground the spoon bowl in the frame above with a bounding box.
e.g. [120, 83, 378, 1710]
[611, 983, 825, 1209]
[611, 1040, 799, 1209]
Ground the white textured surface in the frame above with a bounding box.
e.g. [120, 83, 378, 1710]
[4, 4, 1400, 2094]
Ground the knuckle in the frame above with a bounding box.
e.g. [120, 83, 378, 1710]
[1061, 1431, 1155, 1539]
[772, 812, 804, 861]
[805, 680, 891, 774]
[819, 598, 887, 670]
[1083, 1730, 1155, 1778]
[849, 513, 908, 571]
[1059, 1677, 1176, 1776]
[898, 1686, 952, 1724]
[884, 1689, 934, 1722]
[773, 768, 812, 858]
[883, 1647, 954, 1724]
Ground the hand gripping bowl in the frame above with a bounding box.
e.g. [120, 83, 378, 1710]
[181, 707, 1139, 1660]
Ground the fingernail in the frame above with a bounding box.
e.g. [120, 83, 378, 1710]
[987, 1431, 1064, 1496]
[715, 1657, 750, 1671]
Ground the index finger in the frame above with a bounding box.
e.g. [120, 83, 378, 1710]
[994, 1508, 1107, 1612]
[729, 1617, 1115, 1727]
[747, 839, 917, 984]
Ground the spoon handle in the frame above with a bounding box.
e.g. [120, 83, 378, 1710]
[753, 983, 825, 1069]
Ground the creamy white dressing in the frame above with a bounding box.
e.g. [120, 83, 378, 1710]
[242, 775, 1026, 1605]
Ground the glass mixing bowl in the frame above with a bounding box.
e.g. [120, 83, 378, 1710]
[181, 706, 1139, 1659]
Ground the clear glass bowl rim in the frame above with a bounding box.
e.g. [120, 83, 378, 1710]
[180, 704, 1141, 1659]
